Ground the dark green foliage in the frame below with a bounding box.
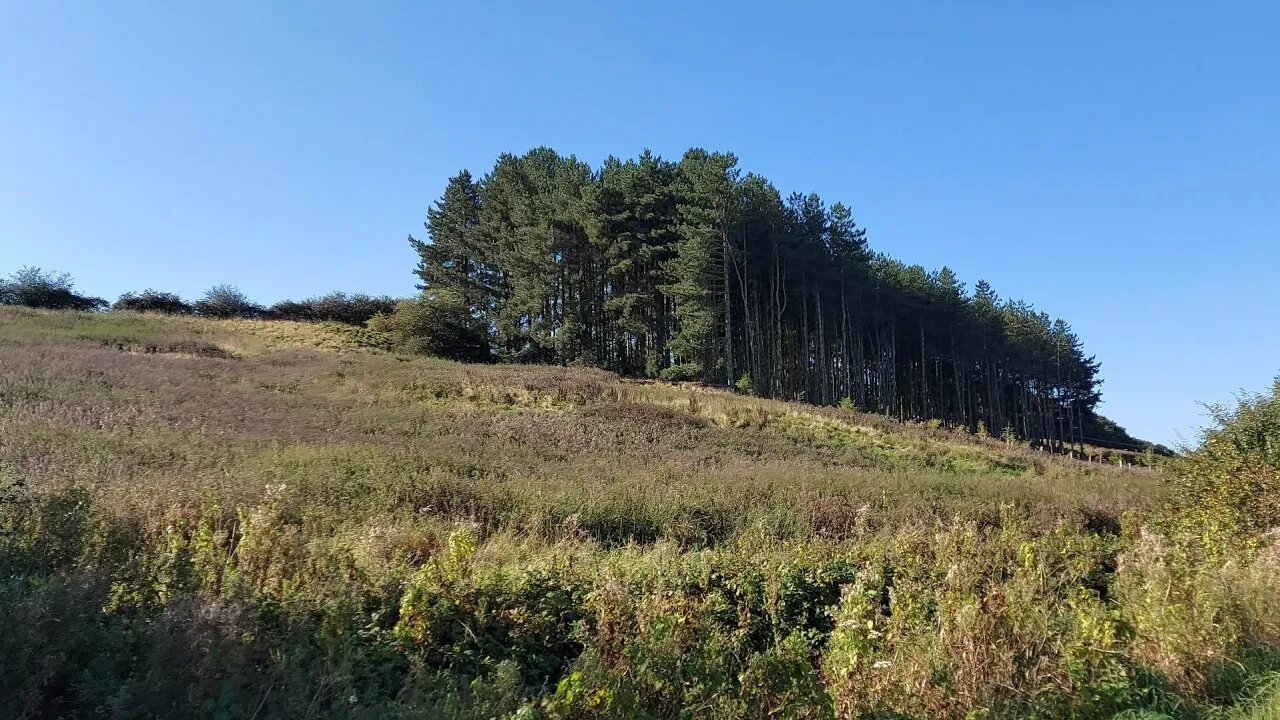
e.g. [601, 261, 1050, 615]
[1082, 411, 1173, 455]
[267, 292, 397, 325]
[477, 150, 596, 364]
[0, 266, 106, 311]
[592, 150, 681, 376]
[666, 149, 738, 380]
[659, 362, 702, 382]
[368, 292, 492, 362]
[410, 148, 1133, 448]
[113, 289, 193, 315]
[411, 170, 490, 309]
[192, 284, 264, 319]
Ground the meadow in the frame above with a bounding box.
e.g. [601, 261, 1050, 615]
[2, 307, 1278, 719]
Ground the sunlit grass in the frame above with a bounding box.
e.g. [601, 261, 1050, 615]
[5, 308, 1274, 719]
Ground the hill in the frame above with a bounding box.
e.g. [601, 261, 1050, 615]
[1, 309, 1275, 719]
[408, 148, 1162, 456]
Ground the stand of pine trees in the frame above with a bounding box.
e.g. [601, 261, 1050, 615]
[412, 147, 1107, 452]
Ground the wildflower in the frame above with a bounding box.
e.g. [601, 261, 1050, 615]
[872, 660, 892, 670]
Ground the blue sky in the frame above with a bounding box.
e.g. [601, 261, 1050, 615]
[2, 2, 1277, 446]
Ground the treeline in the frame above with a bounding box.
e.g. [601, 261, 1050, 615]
[414, 147, 1114, 451]
[0, 267, 395, 326]
[1, 152, 1157, 454]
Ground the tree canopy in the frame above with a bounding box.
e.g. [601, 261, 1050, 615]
[410, 147, 1136, 450]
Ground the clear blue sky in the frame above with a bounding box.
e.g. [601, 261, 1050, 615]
[2, 2, 1277, 446]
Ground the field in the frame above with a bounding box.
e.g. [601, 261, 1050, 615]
[3, 307, 1278, 719]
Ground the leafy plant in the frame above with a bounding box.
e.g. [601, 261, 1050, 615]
[193, 284, 264, 318]
[368, 291, 492, 362]
[0, 266, 106, 310]
[1167, 378, 1280, 552]
[113, 289, 193, 314]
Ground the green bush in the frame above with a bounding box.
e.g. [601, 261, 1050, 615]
[1167, 378, 1280, 552]
[113, 289, 193, 314]
[268, 291, 398, 325]
[0, 266, 106, 311]
[368, 291, 492, 362]
[192, 284, 264, 318]
[659, 363, 702, 382]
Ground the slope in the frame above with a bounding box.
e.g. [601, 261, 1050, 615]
[3, 308, 1273, 720]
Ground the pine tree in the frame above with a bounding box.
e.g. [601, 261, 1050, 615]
[412, 171, 485, 305]
[410, 146, 1117, 447]
[666, 149, 738, 381]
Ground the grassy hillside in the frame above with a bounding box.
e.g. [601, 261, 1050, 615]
[2, 308, 1277, 719]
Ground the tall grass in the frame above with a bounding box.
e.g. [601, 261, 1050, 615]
[1, 308, 1275, 719]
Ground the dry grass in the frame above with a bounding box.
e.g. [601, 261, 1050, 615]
[9, 309, 1275, 720]
[0, 307, 1159, 542]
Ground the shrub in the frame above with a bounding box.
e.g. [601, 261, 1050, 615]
[1168, 377, 1280, 550]
[267, 292, 397, 325]
[735, 372, 755, 396]
[0, 266, 107, 311]
[192, 284, 263, 319]
[113, 289, 193, 315]
[367, 291, 491, 362]
[659, 363, 702, 382]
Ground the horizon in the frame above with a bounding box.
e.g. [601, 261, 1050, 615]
[4, 3, 1278, 446]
